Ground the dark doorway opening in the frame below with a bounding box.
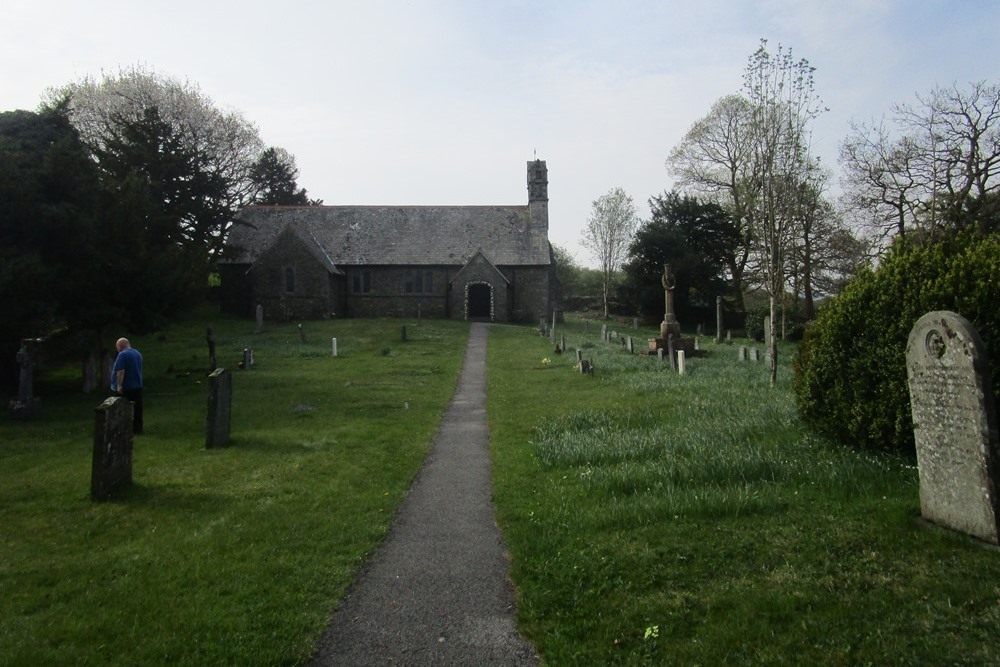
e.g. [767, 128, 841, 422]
[467, 283, 492, 320]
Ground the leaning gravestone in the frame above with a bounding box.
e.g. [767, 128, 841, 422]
[906, 311, 1000, 544]
[206, 368, 232, 449]
[92, 396, 133, 500]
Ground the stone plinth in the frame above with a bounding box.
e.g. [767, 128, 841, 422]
[92, 396, 133, 500]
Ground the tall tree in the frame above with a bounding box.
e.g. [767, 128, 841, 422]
[581, 187, 639, 318]
[667, 94, 757, 310]
[251, 147, 319, 205]
[50, 66, 266, 259]
[841, 81, 1000, 246]
[742, 39, 825, 386]
[624, 192, 735, 321]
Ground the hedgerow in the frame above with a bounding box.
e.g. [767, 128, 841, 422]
[794, 232, 1000, 455]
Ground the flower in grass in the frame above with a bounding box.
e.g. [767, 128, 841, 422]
[541, 357, 551, 367]
[644, 625, 660, 640]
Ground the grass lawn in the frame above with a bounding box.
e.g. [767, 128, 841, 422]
[0, 313, 468, 665]
[489, 316, 1000, 665]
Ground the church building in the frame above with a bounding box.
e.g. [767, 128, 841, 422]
[219, 160, 557, 323]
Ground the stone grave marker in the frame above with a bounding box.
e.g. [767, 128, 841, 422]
[667, 335, 676, 372]
[694, 337, 700, 351]
[576, 349, 583, 363]
[91, 396, 133, 500]
[726, 330, 732, 345]
[738, 346, 747, 361]
[657, 348, 664, 364]
[627, 336, 634, 354]
[601, 323, 608, 341]
[10, 338, 41, 419]
[907, 311, 1000, 543]
[677, 350, 686, 375]
[579, 359, 593, 374]
[207, 326, 217, 372]
[715, 296, 722, 342]
[205, 368, 232, 449]
[298, 323, 307, 343]
[749, 348, 760, 362]
[332, 338, 338, 357]
[633, 317, 639, 330]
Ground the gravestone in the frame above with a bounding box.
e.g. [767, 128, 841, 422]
[715, 296, 723, 342]
[694, 337, 700, 351]
[627, 336, 634, 354]
[633, 317, 639, 330]
[298, 323, 306, 343]
[749, 348, 760, 362]
[576, 349, 583, 363]
[255, 304, 264, 334]
[677, 350, 686, 375]
[91, 396, 133, 500]
[696, 323, 704, 337]
[726, 330, 732, 345]
[332, 338, 338, 357]
[240, 347, 254, 370]
[738, 346, 747, 361]
[10, 339, 41, 419]
[667, 335, 676, 372]
[659, 265, 682, 339]
[205, 368, 232, 449]
[601, 323, 608, 341]
[906, 311, 1000, 543]
[579, 359, 593, 374]
[207, 326, 217, 372]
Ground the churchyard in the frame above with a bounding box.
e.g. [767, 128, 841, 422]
[3, 311, 1000, 664]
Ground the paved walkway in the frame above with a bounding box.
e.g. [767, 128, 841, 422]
[309, 323, 539, 666]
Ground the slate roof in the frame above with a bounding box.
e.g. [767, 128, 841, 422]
[224, 205, 551, 267]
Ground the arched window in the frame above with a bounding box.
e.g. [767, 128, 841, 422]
[284, 267, 295, 293]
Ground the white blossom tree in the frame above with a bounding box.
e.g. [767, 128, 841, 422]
[581, 187, 639, 319]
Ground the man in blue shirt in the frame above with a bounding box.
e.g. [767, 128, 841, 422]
[111, 337, 144, 434]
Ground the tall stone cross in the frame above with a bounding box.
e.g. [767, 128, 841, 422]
[660, 264, 681, 339]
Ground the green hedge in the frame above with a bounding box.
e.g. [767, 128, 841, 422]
[794, 232, 1000, 456]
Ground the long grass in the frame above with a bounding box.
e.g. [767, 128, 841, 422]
[489, 317, 1000, 665]
[0, 313, 468, 665]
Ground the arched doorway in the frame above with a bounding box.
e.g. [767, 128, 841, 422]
[466, 282, 493, 320]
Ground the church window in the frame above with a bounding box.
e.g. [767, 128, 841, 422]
[352, 270, 372, 294]
[284, 267, 295, 293]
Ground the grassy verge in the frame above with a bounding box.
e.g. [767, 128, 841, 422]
[489, 317, 1000, 665]
[0, 314, 468, 665]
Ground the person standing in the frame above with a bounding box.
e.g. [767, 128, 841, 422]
[111, 337, 144, 434]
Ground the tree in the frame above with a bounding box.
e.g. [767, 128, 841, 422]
[0, 104, 104, 386]
[667, 94, 757, 311]
[50, 66, 266, 259]
[624, 192, 735, 322]
[581, 187, 639, 318]
[742, 39, 825, 386]
[251, 147, 319, 205]
[841, 81, 1000, 246]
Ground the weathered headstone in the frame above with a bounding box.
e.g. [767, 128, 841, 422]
[677, 350, 686, 375]
[207, 326, 217, 372]
[749, 348, 760, 362]
[657, 348, 664, 364]
[715, 296, 723, 342]
[627, 336, 634, 354]
[255, 304, 264, 334]
[694, 337, 700, 351]
[906, 311, 1000, 543]
[10, 339, 41, 419]
[91, 396, 133, 500]
[738, 345, 747, 361]
[667, 335, 676, 372]
[601, 323, 608, 341]
[205, 368, 232, 449]
[298, 323, 306, 343]
[332, 338, 338, 357]
[726, 330, 732, 345]
[579, 359, 593, 374]
[633, 317, 639, 330]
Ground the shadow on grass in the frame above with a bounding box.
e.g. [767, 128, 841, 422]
[97, 482, 231, 510]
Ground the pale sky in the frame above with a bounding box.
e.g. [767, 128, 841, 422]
[3, 1, 997, 266]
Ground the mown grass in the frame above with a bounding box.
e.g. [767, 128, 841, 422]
[489, 317, 1000, 666]
[0, 313, 468, 665]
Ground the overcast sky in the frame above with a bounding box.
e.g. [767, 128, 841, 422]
[3, 1, 997, 265]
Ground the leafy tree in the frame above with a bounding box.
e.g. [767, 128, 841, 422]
[667, 94, 757, 310]
[251, 147, 319, 205]
[624, 192, 735, 321]
[50, 66, 266, 259]
[0, 104, 103, 385]
[581, 187, 639, 318]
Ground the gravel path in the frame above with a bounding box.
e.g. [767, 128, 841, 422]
[309, 323, 539, 666]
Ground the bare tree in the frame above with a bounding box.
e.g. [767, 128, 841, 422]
[581, 187, 639, 319]
[840, 81, 1000, 247]
[742, 39, 825, 386]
